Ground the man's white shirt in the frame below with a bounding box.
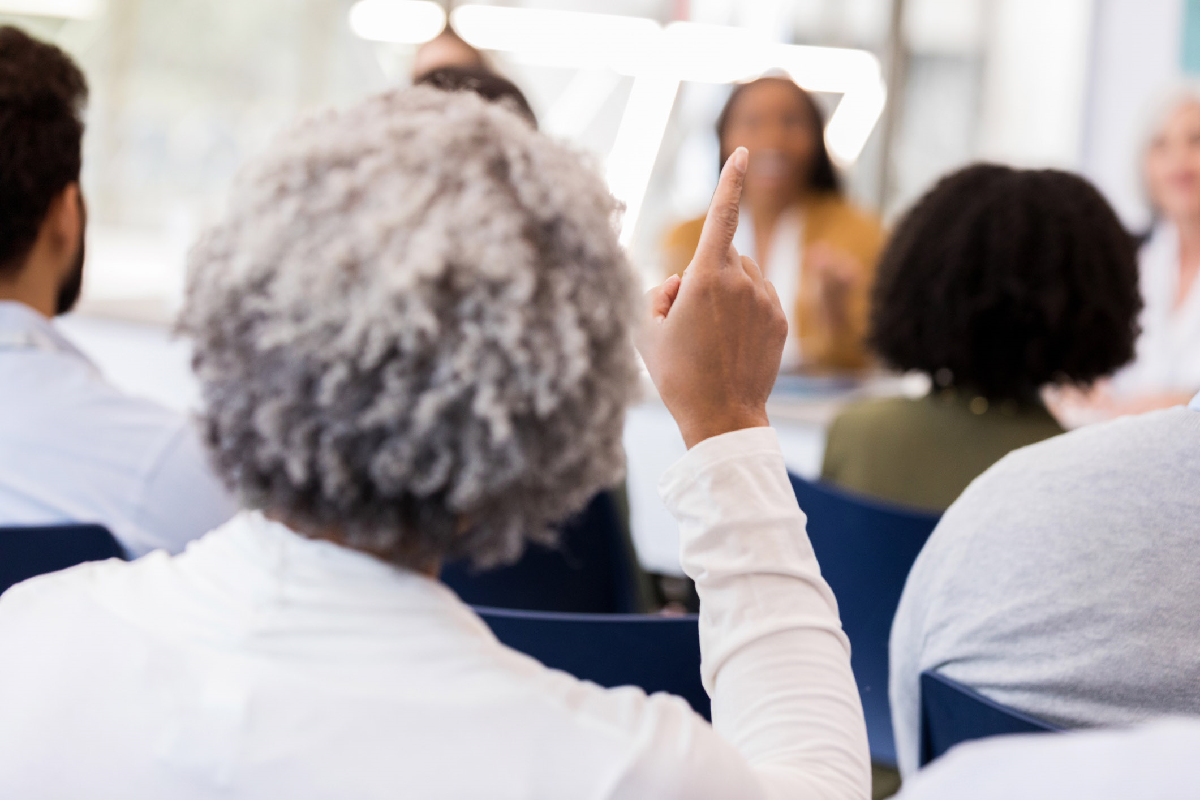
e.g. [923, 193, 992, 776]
[0, 300, 235, 556]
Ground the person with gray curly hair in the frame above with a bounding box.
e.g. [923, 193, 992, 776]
[0, 87, 869, 799]
[182, 85, 635, 571]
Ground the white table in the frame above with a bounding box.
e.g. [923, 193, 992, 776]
[622, 373, 924, 576]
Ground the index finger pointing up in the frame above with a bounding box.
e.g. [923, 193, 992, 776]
[692, 146, 748, 271]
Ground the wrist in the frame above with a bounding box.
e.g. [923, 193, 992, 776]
[677, 406, 770, 449]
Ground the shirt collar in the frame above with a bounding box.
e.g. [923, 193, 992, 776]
[0, 301, 94, 366]
[1191, 392, 1200, 412]
[171, 511, 493, 634]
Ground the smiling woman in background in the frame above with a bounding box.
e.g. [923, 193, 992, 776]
[1105, 88, 1200, 408]
[664, 75, 885, 372]
[822, 165, 1140, 512]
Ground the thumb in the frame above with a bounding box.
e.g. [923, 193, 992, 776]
[693, 147, 748, 271]
[646, 274, 682, 322]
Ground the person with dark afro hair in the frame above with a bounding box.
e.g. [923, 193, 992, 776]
[820, 163, 1141, 512]
[415, 64, 537, 128]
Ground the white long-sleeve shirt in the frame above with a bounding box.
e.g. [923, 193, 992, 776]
[0, 427, 869, 799]
[0, 301, 236, 556]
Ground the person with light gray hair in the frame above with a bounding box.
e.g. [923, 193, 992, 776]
[1056, 85, 1200, 421]
[0, 87, 870, 798]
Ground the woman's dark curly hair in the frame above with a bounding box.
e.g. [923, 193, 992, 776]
[415, 65, 537, 128]
[0, 26, 87, 275]
[716, 76, 840, 195]
[870, 163, 1141, 402]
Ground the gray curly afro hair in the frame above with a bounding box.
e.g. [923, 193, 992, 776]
[180, 86, 641, 568]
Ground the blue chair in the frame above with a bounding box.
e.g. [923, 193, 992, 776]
[0, 523, 126, 595]
[442, 491, 640, 614]
[476, 606, 709, 719]
[788, 473, 940, 766]
[919, 670, 1059, 766]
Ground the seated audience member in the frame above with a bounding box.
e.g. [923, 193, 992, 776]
[0, 89, 870, 797]
[821, 165, 1141, 512]
[889, 383, 1200, 777]
[897, 716, 1200, 799]
[415, 64, 653, 610]
[0, 26, 234, 556]
[663, 75, 885, 371]
[412, 25, 486, 80]
[415, 65, 537, 127]
[1083, 87, 1200, 414]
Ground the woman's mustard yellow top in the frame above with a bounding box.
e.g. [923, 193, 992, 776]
[663, 194, 885, 371]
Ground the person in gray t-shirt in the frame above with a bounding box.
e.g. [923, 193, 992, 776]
[890, 395, 1200, 777]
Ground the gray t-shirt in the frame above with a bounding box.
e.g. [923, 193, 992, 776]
[889, 402, 1200, 776]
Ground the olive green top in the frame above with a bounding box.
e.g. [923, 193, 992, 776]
[820, 391, 1065, 512]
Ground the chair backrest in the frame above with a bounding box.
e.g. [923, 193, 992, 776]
[476, 606, 709, 720]
[0, 523, 126, 595]
[441, 491, 640, 614]
[788, 473, 940, 766]
[919, 670, 1059, 766]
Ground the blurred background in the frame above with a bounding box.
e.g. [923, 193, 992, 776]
[2, 0, 1194, 406]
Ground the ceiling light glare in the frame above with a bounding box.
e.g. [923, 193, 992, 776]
[824, 77, 887, 164]
[348, 0, 446, 45]
[451, 5, 660, 74]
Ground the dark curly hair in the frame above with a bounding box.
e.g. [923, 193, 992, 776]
[870, 163, 1141, 402]
[415, 65, 537, 129]
[716, 76, 840, 194]
[0, 26, 87, 276]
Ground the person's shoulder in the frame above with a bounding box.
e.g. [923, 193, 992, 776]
[0, 554, 146, 621]
[823, 398, 925, 472]
[945, 405, 1199, 522]
[27, 348, 190, 434]
[986, 404, 1197, 476]
[830, 396, 923, 434]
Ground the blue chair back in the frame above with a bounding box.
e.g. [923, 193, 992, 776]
[919, 670, 1059, 766]
[442, 491, 639, 614]
[0, 523, 126, 595]
[477, 606, 709, 719]
[788, 473, 940, 766]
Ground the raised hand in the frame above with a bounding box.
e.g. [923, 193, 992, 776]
[806, 241, 861, 331]
[637, 147, 789, 449]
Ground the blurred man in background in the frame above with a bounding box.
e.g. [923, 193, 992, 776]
[412, 25, 486, 80]
[0, 25, 234, 557]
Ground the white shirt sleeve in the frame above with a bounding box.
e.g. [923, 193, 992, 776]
[610, 427, 869, 800]
[128, 419, 238, 557]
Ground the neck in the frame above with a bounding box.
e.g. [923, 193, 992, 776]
[1178, 216, 1200, 270]
[0, 256, 59, 319]
[746, 192, 800, 230]
[263, 509, 443, 578]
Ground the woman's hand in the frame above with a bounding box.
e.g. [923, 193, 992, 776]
[1046, 381, 1196, 427]
[806, 241, 862, 332]
[637, 147, 789, 449]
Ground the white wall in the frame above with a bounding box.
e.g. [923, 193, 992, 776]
[1081, 0, 1184, 229]
[976, 0, 1095, 169]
